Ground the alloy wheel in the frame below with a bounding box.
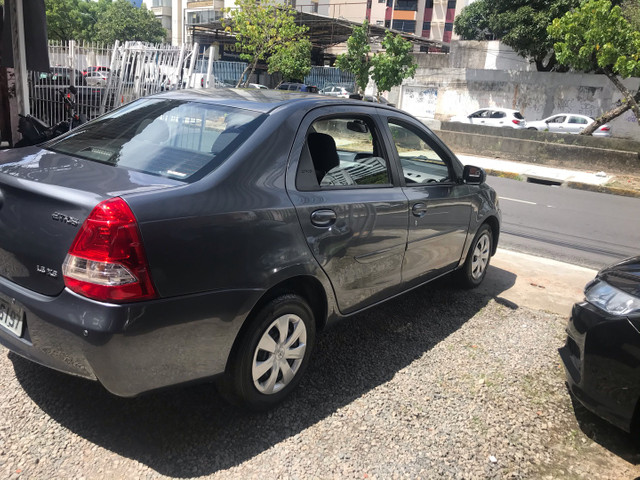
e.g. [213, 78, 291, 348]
[252, 314, 307, 395]
[471, 232, 490, 280]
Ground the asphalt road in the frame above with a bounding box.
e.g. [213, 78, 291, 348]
[486, 176, 640, 269]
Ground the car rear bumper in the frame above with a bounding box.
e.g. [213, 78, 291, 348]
[559, 301, 640, 432]
[0, 275, 261, 396]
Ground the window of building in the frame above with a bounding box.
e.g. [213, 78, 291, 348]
[392, 20, 416, 32]
[394, 0, 417, 11]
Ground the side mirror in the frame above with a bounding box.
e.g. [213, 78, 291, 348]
[463, 165, 486, 185]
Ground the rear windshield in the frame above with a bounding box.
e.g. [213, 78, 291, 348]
[514, 112, 525, 120]
[46, 98, 264, 181]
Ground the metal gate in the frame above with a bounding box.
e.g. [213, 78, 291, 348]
[27, 41, 247, 126]
[304, 66, 355, 91]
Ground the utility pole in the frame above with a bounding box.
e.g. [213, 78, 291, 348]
[8, 0, 29, 115]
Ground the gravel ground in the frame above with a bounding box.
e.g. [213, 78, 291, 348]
[1, 283, 639, 479]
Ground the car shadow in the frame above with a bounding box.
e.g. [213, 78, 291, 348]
[11, 268, 516, 477]
[569, 392, 640, 465]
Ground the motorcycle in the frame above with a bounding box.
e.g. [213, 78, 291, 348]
[15, 85, 87, 147]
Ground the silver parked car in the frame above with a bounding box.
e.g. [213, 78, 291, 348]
[526, 113, 612, 137]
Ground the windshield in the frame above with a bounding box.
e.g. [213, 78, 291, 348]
[46, 98, 264, 181]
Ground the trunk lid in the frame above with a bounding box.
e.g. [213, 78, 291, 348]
[0, 147, 181, 296]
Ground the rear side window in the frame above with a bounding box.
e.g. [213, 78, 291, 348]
[297, 116, 391, 190]
[46, 99, 263, 181]
[514, 112, 525, 120]
[569, 116, 588, 124]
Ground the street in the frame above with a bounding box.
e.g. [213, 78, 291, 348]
[487, 176, 640, 269]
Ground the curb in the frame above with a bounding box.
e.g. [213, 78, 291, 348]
[485, 168, 640, 198]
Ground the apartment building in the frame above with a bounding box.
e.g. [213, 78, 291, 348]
[143, 0, 473, 48]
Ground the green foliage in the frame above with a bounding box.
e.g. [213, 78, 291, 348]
[335, 21, 371, 94]
[622, 0, 640, 31]
[45, 0, 166, 44]
[453, 0, 493, 41]
[223, 0, 309, 87]
[453, 0, 580, 71]
[267, 37, 312, 82]
[93, 0, 166, 44]
[548, 0, 640, 77]
[371, 32, 417, 94]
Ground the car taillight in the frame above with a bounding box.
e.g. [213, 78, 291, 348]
[512, 119, 522, 125]
[62, 197, 157, 303]
[598, 126, 610, 131]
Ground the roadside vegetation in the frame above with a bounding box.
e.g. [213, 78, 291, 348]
[45, 0, 166, 44]
[336, 20, 417, 99]
[455, 0, 640, 136]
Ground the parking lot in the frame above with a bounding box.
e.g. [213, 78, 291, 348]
[1, 250, 639, 479]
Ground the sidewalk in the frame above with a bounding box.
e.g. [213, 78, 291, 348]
[456, 153, 640, 198]
[476, 248, 596, 317]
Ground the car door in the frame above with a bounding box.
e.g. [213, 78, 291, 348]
[546, 115, 566, 133]
[486, 110, 507, 127]
[380, 112, 473, 286]
[468, 109, 489, 125]
[567, 115, 589, 134]
[286, 106, 409, 314]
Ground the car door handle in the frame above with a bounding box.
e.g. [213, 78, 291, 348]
[311, 209, 337, 227]
[412, 203, 428, 217]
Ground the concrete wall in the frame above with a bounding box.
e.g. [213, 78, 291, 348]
[393, 65, 640, 140]
[435, 122, 640, 174]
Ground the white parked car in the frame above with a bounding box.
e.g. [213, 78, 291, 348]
[84, 71, 109, 87]
[451, 108, 526, 129]
[526, 113, 612, 137]
[320, 85, 354, 98]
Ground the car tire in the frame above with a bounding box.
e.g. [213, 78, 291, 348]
[528, 127, 538, 131]
[223, 294, 316, 410]
[457, 224, 493, 289]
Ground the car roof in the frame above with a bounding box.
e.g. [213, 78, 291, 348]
[477, 107, 521, 114]
[548, 113, 592, 119]
[148, 88, 394, 114]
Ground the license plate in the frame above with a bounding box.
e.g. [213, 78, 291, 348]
[0, 298, 24, 338]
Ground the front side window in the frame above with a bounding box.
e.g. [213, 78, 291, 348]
[298, 117, 391, 189]
[549, 116, 566, 124]
[388, 120, 450, 184]
[46, 98, 263, 181]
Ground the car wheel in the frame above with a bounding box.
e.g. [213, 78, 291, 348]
[528, 127, 538, 131]
[223, 294, 315, 410]
[457, 224, 492, 288]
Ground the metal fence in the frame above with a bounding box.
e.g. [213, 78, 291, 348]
[305, 66, 355, 91]
[27, 41, 247, 127]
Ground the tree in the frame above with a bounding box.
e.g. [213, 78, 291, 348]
[454, 0, 581, 71]
[335, 21, 371, 94]
[622, 0, 640, 30]
[223, 0, 309, 88]
[45, 0, 85, 42]
[371, 32, 417, 98]
[453, 0, 493, 41]
[267, 37, 312, 84]
[45, 0, 166, 44]
[548, 0, 640, 134]
[93, 0, 166, 44]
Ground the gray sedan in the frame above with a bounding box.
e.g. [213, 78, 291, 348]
[0, 90, 500, 409]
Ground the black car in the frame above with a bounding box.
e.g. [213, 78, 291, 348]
[0, 89, 500, 409]
[560, 256, 640, 431]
